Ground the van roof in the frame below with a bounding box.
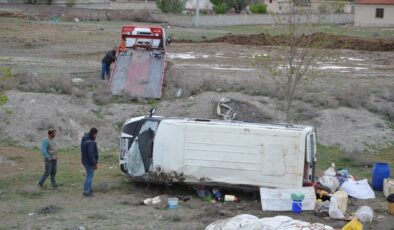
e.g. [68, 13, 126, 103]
[162, 117, 314, 132]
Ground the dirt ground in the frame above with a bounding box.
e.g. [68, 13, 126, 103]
[1, 146, 393, 230]
[207, 32, 394, 51]
[0, 12, 394, 229]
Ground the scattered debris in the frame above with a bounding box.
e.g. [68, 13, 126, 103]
[260, 187, 316, 211]
[383, 178, 394, 197]
[328, 196, 345, 220]
[387, 194, 394, 215]
[177, 195, 191, 202]
[143, 196, 161, 205]
[168, 197, 179, 209]
[341, 179, 375, 199]
[224, 195, 238, 202]
[342, 219, 363, 230]
[36, 205, 61, 215]
[71, 78, 84, 85]
[216, 98, 237, 120]
[175, 88, 182, 97]
[355, 206, 374, 223]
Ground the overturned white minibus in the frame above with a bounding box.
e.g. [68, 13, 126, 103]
[119, 114, 317, 189]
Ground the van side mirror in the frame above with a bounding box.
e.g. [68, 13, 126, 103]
[149, 108, 156, 117]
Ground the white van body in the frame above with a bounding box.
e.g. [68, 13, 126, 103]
[119, 116, 317, 189]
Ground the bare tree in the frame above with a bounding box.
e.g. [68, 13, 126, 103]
[260, 2, 328, 123]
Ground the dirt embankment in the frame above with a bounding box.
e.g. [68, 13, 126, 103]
[0, 4, 159, 22]
[207, 33, 394, 51]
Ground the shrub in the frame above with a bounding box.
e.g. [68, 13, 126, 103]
[213, 2, 230, 14]
[249, 3, 267, 14]
[65, 0, 76, 7]
[156, 0, 186, 13]
[0, 92, 8, 106]
[210, 0, 250, 14]
[24, 0, 38, 4]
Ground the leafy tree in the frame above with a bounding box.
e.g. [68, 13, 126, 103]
[210, 0, 250, 14]
[257, 4, 329, 123]
[156, 0, 186, 13]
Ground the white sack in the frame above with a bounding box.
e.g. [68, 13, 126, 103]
[205, 215, 334, 230]
[341, 179, 375, 199]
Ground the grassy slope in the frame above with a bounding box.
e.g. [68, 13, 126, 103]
[317, 144, 394, 179]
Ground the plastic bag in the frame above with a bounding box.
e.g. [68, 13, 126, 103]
[328, 197, 345, 219]
[355, 206, 373, 223]
[318, 176, 340, 193]
[324, 163, 336, 177]
[341, 179, 375, 199]
[143, 196, 161, 205]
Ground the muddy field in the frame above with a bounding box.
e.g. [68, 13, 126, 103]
[0, 14, 394, 230]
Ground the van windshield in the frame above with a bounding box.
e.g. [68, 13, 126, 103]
[125, 120, 159, 176]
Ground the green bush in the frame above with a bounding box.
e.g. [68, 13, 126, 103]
[250, 3, 267, 14]
[0, 92, 8, 106]
[210, 0, 250, 14]
[65, 0, 76, 7]
[214, 3, 230, 14]
[156, 0, 186, 13]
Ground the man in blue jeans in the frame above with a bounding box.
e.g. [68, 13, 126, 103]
[81, 128, 99, 197]
[101, 49, 116, 80]
[38, 128, 58, 189]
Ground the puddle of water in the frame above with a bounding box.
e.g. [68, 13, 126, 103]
[176, 63, 255, 71]
[167, 52, 210, 60]
[167, 53, 196, 59]
[317, 65, 368, 71]
[348, 57, 364, 61]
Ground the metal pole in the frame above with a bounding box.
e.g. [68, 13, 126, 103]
[195, 0, 200, 27]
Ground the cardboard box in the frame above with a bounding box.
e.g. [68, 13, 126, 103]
[384, 178, 394, 197]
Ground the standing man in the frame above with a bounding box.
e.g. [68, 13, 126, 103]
[38, 128, 58, 189]
[81, 128, 99, 197]
[101, 49, 116, 80]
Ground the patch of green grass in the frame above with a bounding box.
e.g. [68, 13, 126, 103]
[93, 107, 104, 119]
[0, 92, 8, 106]
[317, 144, 394, 179]
[0, 67, 12, 79]
[115, 121, 124, 130]
[148, 99, 159, 108]
[388, 122, 394, 131]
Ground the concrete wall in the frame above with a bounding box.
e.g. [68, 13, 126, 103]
[354, 4, 394, 27]
[185, 0, 213, 10]
[155, 13, 353, 27]
[0, 0, 158, 10]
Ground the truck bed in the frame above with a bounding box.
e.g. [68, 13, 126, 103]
[110, 49, 166, 98]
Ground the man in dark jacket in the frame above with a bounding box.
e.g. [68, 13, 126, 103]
[81, 128, 99, 197]
[100, 49, 116, 80]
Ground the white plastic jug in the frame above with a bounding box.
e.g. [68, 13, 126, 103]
[333, 190, 348, 213]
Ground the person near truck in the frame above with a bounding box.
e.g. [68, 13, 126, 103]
[81, 128, 99, 197]
[100, 49, 116, 80]
[38, 128, 58, 189]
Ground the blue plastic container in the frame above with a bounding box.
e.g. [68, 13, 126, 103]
[168, 197, 179, 209]
[292, 200, 302, 214]
[372, 162, 390, 191]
